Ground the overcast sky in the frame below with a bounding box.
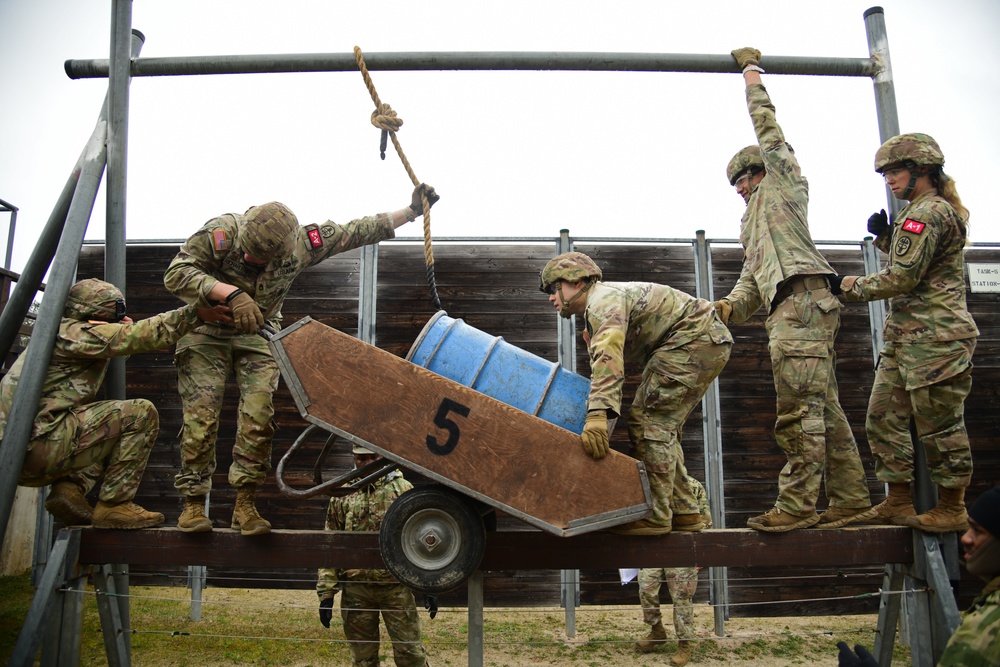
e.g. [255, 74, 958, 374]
[0, 0, 997, 274]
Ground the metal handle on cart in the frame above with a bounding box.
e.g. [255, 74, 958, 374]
[275, 424, 400, 499]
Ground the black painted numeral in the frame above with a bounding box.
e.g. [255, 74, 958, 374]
[426, 398, 471, 455]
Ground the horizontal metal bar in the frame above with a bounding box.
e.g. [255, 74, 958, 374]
[65, 51, 878, 80]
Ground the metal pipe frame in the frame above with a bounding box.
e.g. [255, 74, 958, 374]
[0, 197, 17, 271]
[65, 51, 877, 80]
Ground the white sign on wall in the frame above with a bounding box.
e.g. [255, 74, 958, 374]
[968, 264, 1000, 293]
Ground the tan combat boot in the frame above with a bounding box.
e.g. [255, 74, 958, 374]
[671, 639, 693, 666]
[92, 500, 165, 529]
[813, 505, 878, 529]
[231, 484, 271, 536]
[177, 495, 213, 533]
[865, 482, 916, 525]
[609, 519, 672, 536]
[45, 481, 94, 526]
[747, 507, 819, 532]
[672, 513, 706, 532]
[635, 621, 667, 652]
[903, 486, 969, 533]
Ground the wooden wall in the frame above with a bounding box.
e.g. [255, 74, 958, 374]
[73, 240, 999, 616]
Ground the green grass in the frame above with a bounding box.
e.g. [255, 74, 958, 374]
[0, 574, 912, 666]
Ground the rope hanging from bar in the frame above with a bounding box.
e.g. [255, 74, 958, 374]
[353, 46, 442, 312]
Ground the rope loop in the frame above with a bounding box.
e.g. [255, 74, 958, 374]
[354, 45, 442, 311]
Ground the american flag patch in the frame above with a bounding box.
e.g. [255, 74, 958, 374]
[212, 229, 231, 251]
[902, 219, 925, 235]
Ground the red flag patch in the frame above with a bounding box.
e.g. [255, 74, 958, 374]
[307, 227, 323, 248]
[212, 229, 231, 252]
[902, 219, 925, 235]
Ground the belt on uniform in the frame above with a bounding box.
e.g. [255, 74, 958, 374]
[772, 274, 830, 308]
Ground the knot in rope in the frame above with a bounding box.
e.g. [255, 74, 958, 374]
[370, 103, 403, 133]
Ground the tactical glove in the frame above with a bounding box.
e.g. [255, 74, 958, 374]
[836, 642, 879, 667]
[424, 594, 439, 619]
[319, 597, 334, 628]
[581, 410, 610, 460]
[731, 47, 762, 69]
[714, 300, 732, 326]
[828, 275, 845, 296]
[409, 183, 440, 215]
[227, 289, 264, 334]
[867, 209, 890, 237]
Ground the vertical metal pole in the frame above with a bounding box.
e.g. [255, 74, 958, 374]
[860, 237, 887, 367]
[358, 244, 378, 344]
[693, 231, 729, 633]
[107, 11, 140, 660]
[467, 571, 484, 667]
[106, 3, 138, 402]
[0, 198, 17, 271]
[863, 6, 904, 221]
[553, 230, 579, 637]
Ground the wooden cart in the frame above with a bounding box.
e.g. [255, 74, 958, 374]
[269, 317, 651, 592]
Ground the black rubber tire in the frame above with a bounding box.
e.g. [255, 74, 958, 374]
[379, 486, 486, 594]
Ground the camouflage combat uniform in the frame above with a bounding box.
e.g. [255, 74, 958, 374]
[0, 302, 200, 502]
[163, 211, 396, 497]
[840, 190, 978, 488]
[719, 83, 871, 516]
[937, 574, 999, 666]
[585, 281, 732, 528]
[317, 471, 428, 667]
[638, 477, 713, 639]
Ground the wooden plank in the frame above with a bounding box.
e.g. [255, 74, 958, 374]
[272, 318, 650, 535]
[76, 526, 913, 570]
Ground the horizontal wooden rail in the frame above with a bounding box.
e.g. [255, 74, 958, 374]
[76, 526, 913, 570]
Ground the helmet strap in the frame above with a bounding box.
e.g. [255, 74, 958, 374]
[557, 280, 593, 319]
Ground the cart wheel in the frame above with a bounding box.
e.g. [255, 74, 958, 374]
[379, 487, 486, 594]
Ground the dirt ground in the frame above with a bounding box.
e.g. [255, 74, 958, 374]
[133, 588, 905, 667]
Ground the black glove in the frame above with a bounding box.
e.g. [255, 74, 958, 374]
[828, 275, 845, 296]
[424, 594, 438, 619]
[319, 597, 334, 628]
[409, 183, 440, 215]
[867, 209, 889, 237]
[837, 641, 879, 667]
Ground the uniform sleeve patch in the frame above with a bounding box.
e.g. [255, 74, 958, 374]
[305, 224, 323, 248]
[901, 219, 925, 235]
[212, 229, 231, 252]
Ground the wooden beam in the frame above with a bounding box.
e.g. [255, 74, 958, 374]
[77, 526, 913, 570]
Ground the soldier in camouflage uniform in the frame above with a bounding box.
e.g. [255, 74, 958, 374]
[635, 476, 712, 666]
[838, 485, 1000, 666]
[316, 444, 429, 667]
[539, 252, 732, 536]
[0, 279, 205, 529]
[163, 184, 438, 536]
[717, 47, 874, 533]
[832, 133, 978, 533]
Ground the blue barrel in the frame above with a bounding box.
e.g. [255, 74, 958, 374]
[406, 311, 590, 434]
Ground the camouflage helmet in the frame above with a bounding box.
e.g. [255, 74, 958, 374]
[874, 133, 945, 173]
[726, 145, 764, 185]
[63, 278, 123, 322]
[240, 202, 298, 260]
[539, 252, 603, 294]
[352, 444, 375, 455]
